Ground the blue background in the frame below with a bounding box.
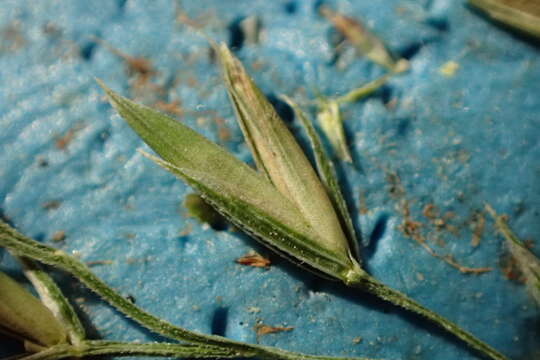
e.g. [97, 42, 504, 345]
[0, 1, 538, 359]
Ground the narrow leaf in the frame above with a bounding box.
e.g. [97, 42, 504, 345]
[217, 44, 354, 261]
[281, 95, 361, 264]
[0, 270, 67, 348]
[469, 0, 540, 39]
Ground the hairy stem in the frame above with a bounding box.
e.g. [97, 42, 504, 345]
[351, 275, 508, 360]
[0, 221, 376, 360]
[15, 341, 237, 360]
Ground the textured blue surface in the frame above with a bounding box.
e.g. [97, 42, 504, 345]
[0, 1, 539, 359]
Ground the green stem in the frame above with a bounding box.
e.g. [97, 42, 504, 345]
[0, 221, 377, 360]
[351, 275, 509, 360]
[16, 340, 237, 360]
[0, 221, 254, 352]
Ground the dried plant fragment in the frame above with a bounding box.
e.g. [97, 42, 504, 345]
[254, 323, 293, 338]
[469, 0, 540, 39]
[315, 74, 390, 163]
[317, 99, 352, 162]
[320, 6, 408, 72]
[235, 251, 271, 268]
[486, 204, 540, 305]
[470, 210, 485, 248]
[154, 100, 183, 117]
[92, 37, 157, 88]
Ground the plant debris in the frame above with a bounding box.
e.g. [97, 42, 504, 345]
[320, 6, 408, 72]
[154, 100, 183, 117]
[254, 323, 294, 338]
[235, 251, 271, 268]
[91, 37, 157, 90]
[400, 200, 492, 275]
[470, 210, 485, 248]
[54, 123, 84, 150]
[486, 204, 540, 305]
[316, 74, 391, 162]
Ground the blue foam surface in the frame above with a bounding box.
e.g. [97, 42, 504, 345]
[1, 1, 539, 359]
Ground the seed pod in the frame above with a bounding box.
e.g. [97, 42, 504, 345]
[0, 270, 67, 349]
[98, 65, 363, 281]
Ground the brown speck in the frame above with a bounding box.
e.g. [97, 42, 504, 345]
[358, 192, 368, 215]
[352, 336, 363, 344]
[186, 77, 198, 87]
[470, 210, 485, 248]
[499, 253, 526, 283]
[154, 100, 183, 117]
[422, 204, 437, 220]
[42, 200, 61, 211]
[51, 230, 66, 242]
[91, 37, 156, 88]
[55, 129, 76, 150]
[54, 123, 84, 150]
[386, 172, 405, 198]
[214, 116, 231, 142]
[1, 22, 25, 53]
[251, 60, 264, 71]
[42, 22, 61, 36]
[86, 260, 113, 267]
[235, 251, 271, 268]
